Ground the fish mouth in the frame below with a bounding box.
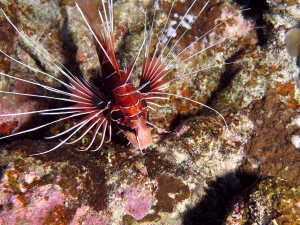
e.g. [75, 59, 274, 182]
[121, 119, 152, 151]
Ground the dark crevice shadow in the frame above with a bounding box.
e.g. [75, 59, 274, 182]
[41, 16, 83, 134]
[167, 50, 245, 131]
[0, 165, 6, 182]
[202, 0, 270, 110]
[182, 172, 258, 225]
[233, 0, 271, 46]
[60, 16, 103, 92]
[60, 19, 82, 78]
[205, 48, 245, 108]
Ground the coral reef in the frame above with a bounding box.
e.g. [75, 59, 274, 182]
[0, 0, 299, 224]
[0, 144, 109, 224]
[239, 90, 300, 186]
[225, 177, 300, 224]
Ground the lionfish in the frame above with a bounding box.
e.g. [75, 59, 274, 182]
[0, 0, 240, 156]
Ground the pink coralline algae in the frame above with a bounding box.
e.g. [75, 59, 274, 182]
[0, 160, 110, 225]
[70, 206, 109, 225]
[123, 187, 153, 220]
[0, 80, 48, 136]
[0, 183, 65, 224]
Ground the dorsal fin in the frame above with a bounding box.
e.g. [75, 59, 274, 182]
[75, 0, 120, 76]
[139, 52, 169, 93]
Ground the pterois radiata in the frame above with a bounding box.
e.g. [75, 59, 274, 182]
[0, 0, 252, 155]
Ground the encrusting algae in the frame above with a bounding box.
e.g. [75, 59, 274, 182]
[0, 0, 299, 224]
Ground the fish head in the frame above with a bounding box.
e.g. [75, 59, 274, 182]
[121, 117, 152, 151]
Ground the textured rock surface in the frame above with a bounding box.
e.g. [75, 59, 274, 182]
[239, 90, 300, 186]
[225, 177, 300, 224]
[0, 0, 299, 224]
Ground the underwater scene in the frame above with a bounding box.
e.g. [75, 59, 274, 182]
[0, 0, 299, 224]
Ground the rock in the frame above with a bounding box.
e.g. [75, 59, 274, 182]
[225, 177, 300, 224]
